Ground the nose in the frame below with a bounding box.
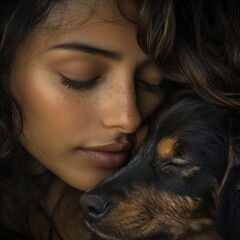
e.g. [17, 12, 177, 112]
[101, 84, 142, 133]
[80, 194, 111, 223]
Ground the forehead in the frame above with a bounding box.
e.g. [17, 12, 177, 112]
[45, 0, 137, 28]
[16, 0, 140, 60]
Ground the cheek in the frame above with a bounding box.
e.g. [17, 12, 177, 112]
[138, 93, 165, 118]
[21, 96, 91, 155]
[9, 66, 92, 151]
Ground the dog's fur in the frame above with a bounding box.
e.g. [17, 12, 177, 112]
[216, 111, 240, 240]
[80, 89, 237, 240]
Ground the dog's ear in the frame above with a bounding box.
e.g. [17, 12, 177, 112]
[216, 113, 240, 240]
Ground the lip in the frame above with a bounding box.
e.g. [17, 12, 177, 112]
[79, 142, 132, 169]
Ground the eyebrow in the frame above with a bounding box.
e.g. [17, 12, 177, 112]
[49, 42, 122, 61]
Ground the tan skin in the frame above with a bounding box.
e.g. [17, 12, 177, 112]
[8, 1, 164, 239]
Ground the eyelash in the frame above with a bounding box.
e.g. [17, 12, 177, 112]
[60, 76, 163, 94]
[60, 76, 100, 91]
[136, 80, 163, 94]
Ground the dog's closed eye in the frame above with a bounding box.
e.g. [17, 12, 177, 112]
[159, 158, 189, 169]
[155, 157, 201, 178]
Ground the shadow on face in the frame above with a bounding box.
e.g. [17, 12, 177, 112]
[80, 90, 231, 240]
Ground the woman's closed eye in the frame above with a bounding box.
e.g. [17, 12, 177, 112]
[60, 75, 101, 91]
[60, 75, 164, 93]
[136, 79, 164, 94]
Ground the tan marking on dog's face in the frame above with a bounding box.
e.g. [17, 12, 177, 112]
[181, 165, 201, 177]
[134, 125, 148, 150]
[157, 137, 177, 158]
[91, 186, 216, 240]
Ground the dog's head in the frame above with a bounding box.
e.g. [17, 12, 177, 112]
[80, 91, 232, 240]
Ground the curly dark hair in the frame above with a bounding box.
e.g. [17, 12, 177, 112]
[137, 0, 240, 109]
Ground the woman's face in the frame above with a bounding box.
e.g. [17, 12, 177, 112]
[9, 0, 164, 190]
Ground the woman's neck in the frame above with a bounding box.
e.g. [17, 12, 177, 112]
[23, 151, 93, 239]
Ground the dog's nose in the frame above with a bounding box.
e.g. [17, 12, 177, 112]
[80, 194, 110, 222]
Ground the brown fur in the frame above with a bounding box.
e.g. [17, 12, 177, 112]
[134, 125, 148, 150]
[157, 137, 177, 158]
[106, 187, 216, 239]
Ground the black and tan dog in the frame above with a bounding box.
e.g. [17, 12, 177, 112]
[80, 89, 235, 240]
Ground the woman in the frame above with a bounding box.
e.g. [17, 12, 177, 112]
[137, 0, 240, 239]
[0, 0, 164, 239]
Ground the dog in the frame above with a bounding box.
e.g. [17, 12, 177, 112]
[80, 88, 235, 240]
